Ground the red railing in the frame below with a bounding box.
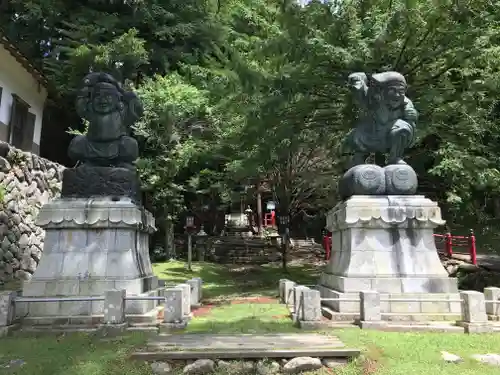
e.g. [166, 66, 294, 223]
[434, 230, 477, 265]
[322, 230, 477, 265]
[263, 211, 276, 227]
[323, 234, 332, 261]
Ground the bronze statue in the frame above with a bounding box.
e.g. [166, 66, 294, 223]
[61, 73, 143, 202]
[338, 71, 419, 198]
[342, 71, 418, 167]
[69, 72, 143, 169]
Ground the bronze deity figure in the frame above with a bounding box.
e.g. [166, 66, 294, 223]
[69, 72, 143, 170]
[342, 71, 418, 168]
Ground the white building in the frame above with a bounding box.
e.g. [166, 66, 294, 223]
[0, 33, 49, 155]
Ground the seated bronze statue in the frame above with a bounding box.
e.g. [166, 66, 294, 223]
[61, 72, 143, 203]
[69, 72, 143, 170]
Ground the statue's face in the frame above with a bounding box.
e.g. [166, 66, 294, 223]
[92, 85, 120, 114]
[385, 83, 406, 109]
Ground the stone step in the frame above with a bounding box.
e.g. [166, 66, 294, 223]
[131, 333, 360, 361]
[212, 250, 277, 256]
[210, 256, 276, 264]
[20, 325, 99, 334]
[213, 246, 271, 251]
[321, 306, 358, 322]
[213, 241, 270, 246]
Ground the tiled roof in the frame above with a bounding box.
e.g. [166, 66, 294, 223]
[0, 31, 49, 88]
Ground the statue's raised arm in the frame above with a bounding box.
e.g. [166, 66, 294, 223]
[347, 72, 368, 107]
[122, 91, 144, 132]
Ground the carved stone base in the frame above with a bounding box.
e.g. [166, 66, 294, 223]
[339, 163, 418, 198]
[20, 198, 157, 318]
[61, 166, 141, 203]
[318, 195, 459, 315]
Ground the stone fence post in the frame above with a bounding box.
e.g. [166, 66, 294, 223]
[161, 287, 187, 332]
[296, 288, 322, 329]
[291, 285, 309, 321]
[0, 291, 16, 337]
[359, 291, 383, 329]
[99, 289, 127, 335]
[103, 289, 126, 324]
[186, 278, 202, 308]
[192, 277, 203, 302]
[279, 279, 296, 305]
[459, 291, 492, 333]
[163, 288, 183, 323]
[176, 283, 191, 319]
[484, 287, 500, 318]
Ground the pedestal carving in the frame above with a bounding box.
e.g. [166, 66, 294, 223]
[21, 198, 158, 318]
[318, 195, 460, 316]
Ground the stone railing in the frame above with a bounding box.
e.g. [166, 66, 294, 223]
[279, 279, 322, 327]
[0, 142, 64, 284]
[279, 279, 500, 333]
[0, 277, 203, 336]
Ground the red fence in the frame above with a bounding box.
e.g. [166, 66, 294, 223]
[263, 211, 276, 227]
[434, 230, 477, 265]
[322, 230, 477, 265]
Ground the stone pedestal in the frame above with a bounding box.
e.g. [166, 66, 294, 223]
[20, 198, 160, 320]
[318, 195, 460, 318]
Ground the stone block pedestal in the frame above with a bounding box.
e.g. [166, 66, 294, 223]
[318, 195, 460, 318]
[19, 198, 160, 321]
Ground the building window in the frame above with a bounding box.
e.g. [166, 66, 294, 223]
[8, 94, 35, 151]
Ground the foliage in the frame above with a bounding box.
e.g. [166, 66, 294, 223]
[5, 0, 500, 247]
[134, 73, 211, 215]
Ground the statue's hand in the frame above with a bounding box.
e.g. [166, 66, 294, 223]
[348, 72, 367, 89]
[123, 92, 144, 125]
[340, 132, 354, 154]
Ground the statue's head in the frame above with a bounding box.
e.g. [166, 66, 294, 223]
[370, 72, 407, 109]
[81, 73, 124, 115]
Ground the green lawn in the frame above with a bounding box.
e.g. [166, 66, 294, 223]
[0, 333, 151, 375]
[186, 302, 299, 334]
[153, 260, 321, 300]
[1, 261, 499, 375]
[2, 327, 500, 375]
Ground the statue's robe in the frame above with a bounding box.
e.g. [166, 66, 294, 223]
[347, 97, 417, 153]
[68, 109, 138, 166]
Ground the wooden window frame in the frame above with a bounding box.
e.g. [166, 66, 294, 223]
[8, 93, 31, 149]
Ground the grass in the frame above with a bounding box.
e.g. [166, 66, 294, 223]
[186, 302, 300, 334]
[335, 329, 500, 375]
[153, 260, 321, 300]
[2, 328, 500, 375]
[0, 333, 152, 375]
[1, 261, 500, 375]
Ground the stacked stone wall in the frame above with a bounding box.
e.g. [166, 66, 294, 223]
[0, 142, 64, 284]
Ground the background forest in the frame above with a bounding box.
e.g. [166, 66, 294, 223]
[3, 0, 500, 253]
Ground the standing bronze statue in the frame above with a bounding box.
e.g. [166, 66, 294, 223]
[339, 71, 419, 198]
[61, 73, 143, 202]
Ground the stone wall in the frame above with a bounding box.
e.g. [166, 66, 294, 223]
[0, 141, 64, 284]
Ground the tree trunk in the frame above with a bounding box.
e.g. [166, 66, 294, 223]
[257, 188, 263, 236]
[164, 214, 175, 259]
